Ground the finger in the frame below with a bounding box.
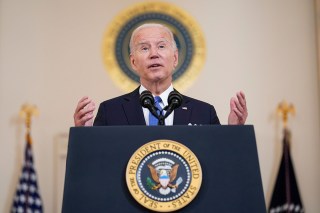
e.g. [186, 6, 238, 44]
[78, 104, 95, 119]
[74, 97, 95, 126]
[232, 108, 247, 125]
[232, 107, 243, 119]
[75, 96, 91, 113]
[233, 96, 245, 112]
[79, 112, 94, 124]
[87, 101, 96, 109]
[240, 91, 246, 99]
[236, 91, 248, 110]
[237, 91, 247, 109]
[77, 109, 95, 124]
[229, 97, 236, 112]
[74, 99, 93, 119]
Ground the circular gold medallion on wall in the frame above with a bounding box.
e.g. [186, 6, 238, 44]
[102, 2, 206, 92]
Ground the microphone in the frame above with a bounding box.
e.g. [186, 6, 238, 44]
[139, 90, 159, 119]
[164, 91, 183, 118]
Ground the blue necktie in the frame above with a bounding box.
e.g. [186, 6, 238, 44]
[149, 96, 163, 126]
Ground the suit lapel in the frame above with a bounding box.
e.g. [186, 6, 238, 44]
[122, 87, 146, 125]
[173, 96, 191, 125]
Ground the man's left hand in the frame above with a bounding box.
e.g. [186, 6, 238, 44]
[228, 91, 248, 125]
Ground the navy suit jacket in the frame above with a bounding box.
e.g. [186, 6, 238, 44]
[93, 87, 220, 126]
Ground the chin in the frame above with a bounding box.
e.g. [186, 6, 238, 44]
[144, 72, 171, 83]
[147, 73, 164, 80]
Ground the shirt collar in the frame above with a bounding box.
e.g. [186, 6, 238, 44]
[139, 84, 174, 106]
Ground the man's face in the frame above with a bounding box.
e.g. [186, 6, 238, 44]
[130, 27, 178, 85]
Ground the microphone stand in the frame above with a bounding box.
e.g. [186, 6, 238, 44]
[158, 114, 165, 126]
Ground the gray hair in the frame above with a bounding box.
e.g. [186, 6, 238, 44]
[129, 23, 177, 54]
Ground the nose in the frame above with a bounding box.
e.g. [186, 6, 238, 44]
[149, 46, 159, 58]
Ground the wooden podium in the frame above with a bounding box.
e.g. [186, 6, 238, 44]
[62, 125, 266, 212]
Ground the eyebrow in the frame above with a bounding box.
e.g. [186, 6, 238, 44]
[136, 38, 170, 46]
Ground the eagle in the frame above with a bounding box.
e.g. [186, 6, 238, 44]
[147, 164, 179, 195]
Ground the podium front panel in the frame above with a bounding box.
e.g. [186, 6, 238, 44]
[62, 125, 266, 213]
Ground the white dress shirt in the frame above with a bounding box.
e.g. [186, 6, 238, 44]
[139, 84, 174, 126]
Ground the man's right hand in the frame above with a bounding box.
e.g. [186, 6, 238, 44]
[73, 96, 96, 126]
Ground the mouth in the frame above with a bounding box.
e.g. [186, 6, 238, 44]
[148, 63, 163, 69]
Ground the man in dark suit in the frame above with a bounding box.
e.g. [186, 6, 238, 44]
[74, 23, 248, 126]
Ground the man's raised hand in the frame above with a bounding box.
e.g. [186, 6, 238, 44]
[228, 91, 248, 125]
[73, 96, 96, 126]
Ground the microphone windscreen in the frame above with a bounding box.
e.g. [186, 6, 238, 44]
[140, 90, 154, 108]
[168, 91, 183, 108]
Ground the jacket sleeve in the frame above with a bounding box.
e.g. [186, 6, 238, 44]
[93, 103, 107, 126]
[210, 105, 221, 125]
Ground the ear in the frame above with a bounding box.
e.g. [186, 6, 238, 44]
[173, 49, 179, 68]
[130, 54, 137, 71]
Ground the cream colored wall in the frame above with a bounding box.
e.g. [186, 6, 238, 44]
[317, 0, 320, 115]
[1, 0, 319, 212]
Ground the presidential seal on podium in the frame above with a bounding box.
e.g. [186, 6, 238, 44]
[126, 140, 202, 212]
